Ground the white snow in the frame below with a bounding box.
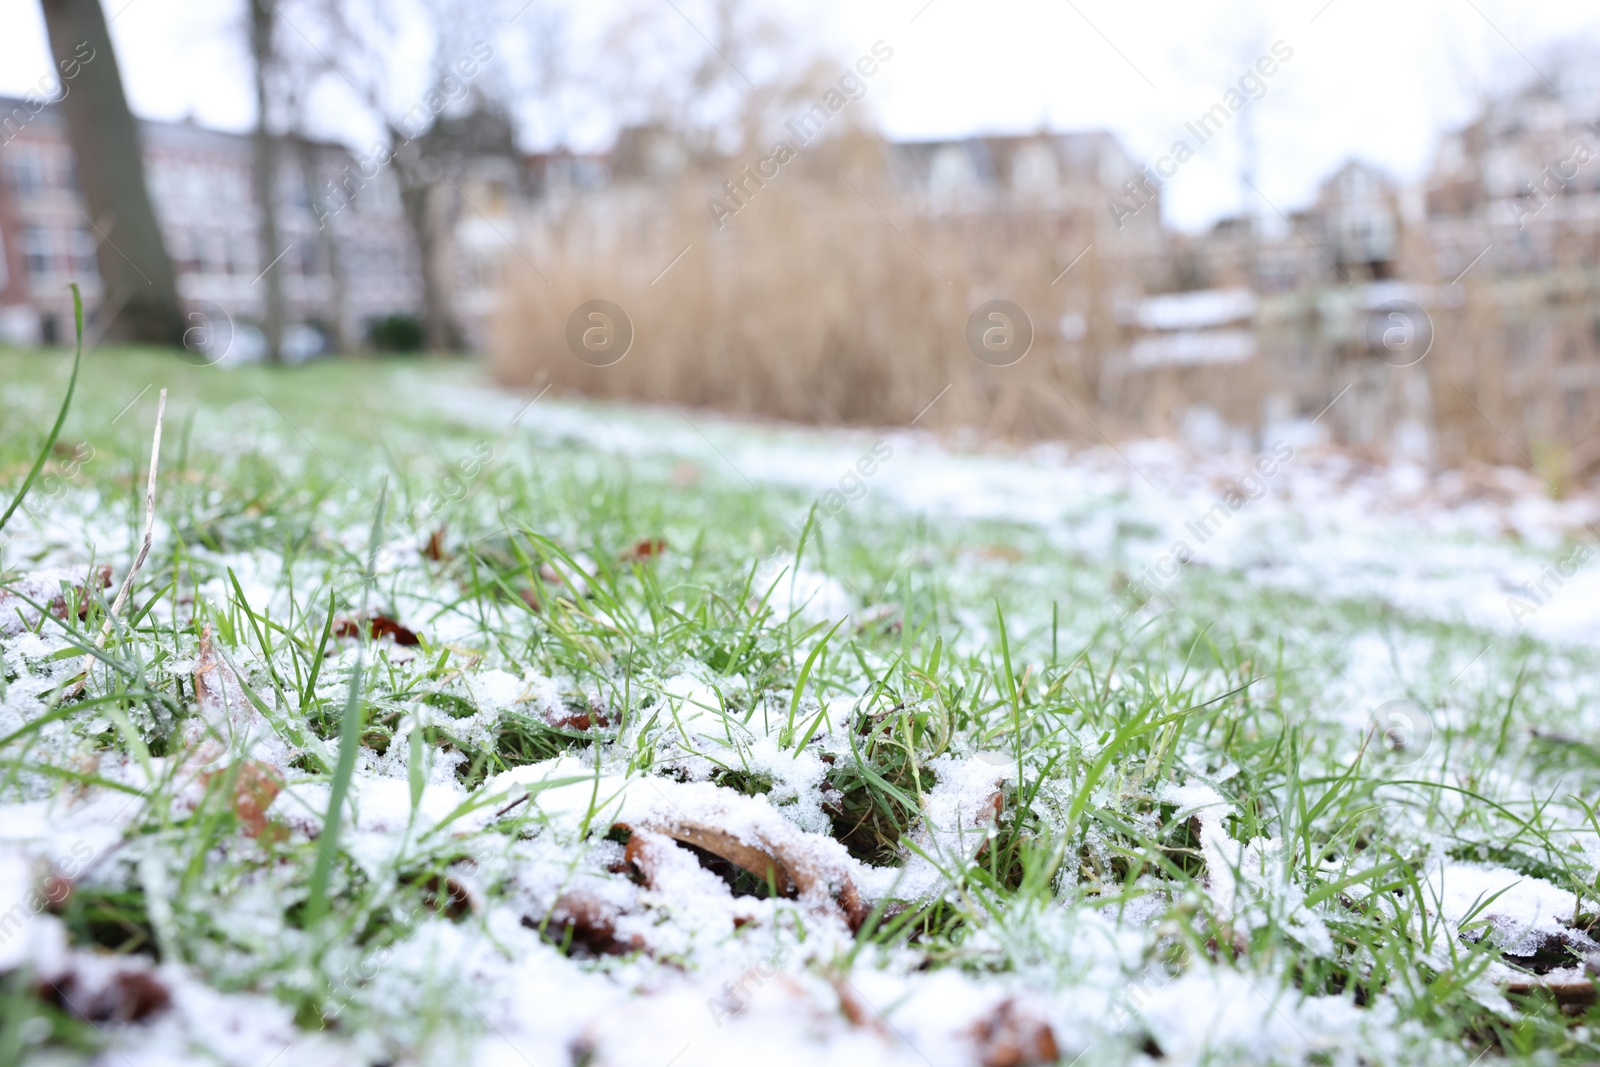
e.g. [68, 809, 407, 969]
[1425, 862, 1581, 956]
[4, 376, 1598, 1066]
[438, 381, 1600, 646]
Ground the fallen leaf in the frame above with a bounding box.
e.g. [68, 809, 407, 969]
[620, 538, 667, 563]
[1501, 927, 1600, 975]
[422, 526, 448, 561]
[970, 999, 1060, 1067]
[545, 698, 610, 732]
[45, 564, 113, 623]
[420, 874, 477, 920]
[40, 871, 76, 912]
[334, 614, 420, 645]
[537, 552, 596, 597]
[1504, 977, 1597, 1015]
[1501, 930, 1600, 1014]
[530, 889, 644, 958]
[192, 624, 231, 718]
[967, 544, 1025, 563]
[640, 822, 797, 897]
[40, 966, 171, 1023]
[202, 760, 282, 838]
[829, 975, 885, 1032]
[623, 816, 869, 931]
[188, 624, 285, 776]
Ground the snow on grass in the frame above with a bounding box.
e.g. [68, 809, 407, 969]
[1, 351, 1599, 1065]
[435, 376, 1600, 646]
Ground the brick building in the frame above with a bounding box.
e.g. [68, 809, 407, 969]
[0, 96, 420, 356]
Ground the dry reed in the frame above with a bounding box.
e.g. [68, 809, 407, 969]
[490, 156, 1161, 441]
[490, 153, 1600, 482]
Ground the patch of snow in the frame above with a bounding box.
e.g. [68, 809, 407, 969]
[1426, 862, 1581, 955]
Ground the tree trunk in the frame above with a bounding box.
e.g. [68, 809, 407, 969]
[397, 169, 459, 352]
[249, 0, 285, 363]
[294, 138, 348, 351]
[38, 0, 183, 345]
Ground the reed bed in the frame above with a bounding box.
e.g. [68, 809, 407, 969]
[489, 167, 1158, 440]
[491, 162, 1600, 484]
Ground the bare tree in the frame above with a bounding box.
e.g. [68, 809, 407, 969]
[276, 0, 513, 351]
[597, 0, 853, 170]
[390, 98, 517, 351]
[391, 149, 460, 352]
[38, 0, 183, 344]
[248, 0, 287, 363]
[293, 140, 350, 352]
[281, 72, 350, 352]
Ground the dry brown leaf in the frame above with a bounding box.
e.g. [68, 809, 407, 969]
[532, 889, 645, 958]
[202, 760, 282, 838]
[623, 817, 869, 931]
[970, 999, 1060, 1067]
[537, 562, 592, 597]
[829, 975, 886, 1032]
[619, 538, 667, 563]
[422, 526, 449, 561]
[45, 564, 113, 622]
[39, 966, 171, 1023]
[334, 614, 421, 646]
[646, 822, 798, 897]
[193, 624, 229, 715]
[1504, 978, 1597, 1014]
[420, 874, 477, 920]
[545, 698, 610, 732]
[968, 545, 1025, 563]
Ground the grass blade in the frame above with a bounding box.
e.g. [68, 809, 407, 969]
[783, 617, 844, 748]
[305, 484, 387, 927]
[0, 284, 84, 535]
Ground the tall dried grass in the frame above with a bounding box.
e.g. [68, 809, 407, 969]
[490, 155, 1600, 481]
[1422, 272, 1600, 484]
[489, 152, 1169, 440]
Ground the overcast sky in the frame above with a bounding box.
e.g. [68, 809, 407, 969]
[2, 0, 1597, 231]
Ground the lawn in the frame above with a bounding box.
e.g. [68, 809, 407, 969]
[2, 342, 1599, 1066]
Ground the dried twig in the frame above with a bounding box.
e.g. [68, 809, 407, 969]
[71, 389, 167, 695]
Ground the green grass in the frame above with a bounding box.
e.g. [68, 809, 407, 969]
[2, 344, 1599, 1064]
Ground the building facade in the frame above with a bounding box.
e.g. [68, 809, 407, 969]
[1112, 46, 1600, 467]
[6, 52, 1600, 471]
[0, 96, 421, 356]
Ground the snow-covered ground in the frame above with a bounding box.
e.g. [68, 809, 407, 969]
[2, 364, 1599, 1066]
[433, 378, 1600, 646]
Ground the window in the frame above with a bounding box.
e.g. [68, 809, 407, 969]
[169, 231, 191, 275]
[68, 229, 95, 273]
[7, 148, 46, 196]
[184, 164, 207, 204]
[1012, 144, 1058, 192]
[929, 146, 979, 193]
[21, 226, 52, 276]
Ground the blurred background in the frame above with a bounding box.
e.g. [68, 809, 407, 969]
[3, 0, 1600, 480]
